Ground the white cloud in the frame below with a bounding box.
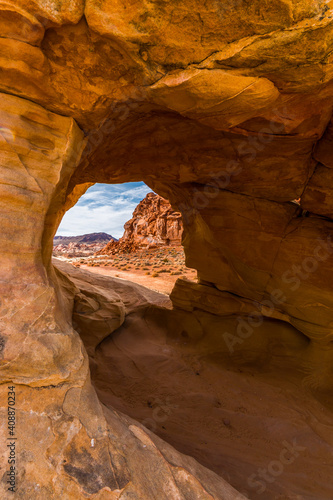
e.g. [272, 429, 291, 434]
[57, 182, 153, 238]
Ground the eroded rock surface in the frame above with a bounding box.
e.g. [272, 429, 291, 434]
[97, 192, 183, 255]
[1, 1, 333, 498]
[58, 261, 333, 500]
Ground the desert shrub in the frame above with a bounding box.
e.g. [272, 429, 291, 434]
[152, 272, 159, 277]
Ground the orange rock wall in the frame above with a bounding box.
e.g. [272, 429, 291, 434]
[1, 1, 333, 498]
[98, 192, 183, 255]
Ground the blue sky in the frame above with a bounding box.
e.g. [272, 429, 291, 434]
[56, 182, 152, 238]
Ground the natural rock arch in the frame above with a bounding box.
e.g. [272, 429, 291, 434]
[1, 1, 333, 498]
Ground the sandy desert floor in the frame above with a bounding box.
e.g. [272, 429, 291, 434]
[58, 247, 198, 295]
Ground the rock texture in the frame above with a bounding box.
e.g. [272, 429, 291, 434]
[57, 261, 333, 500]
[1, 1, 333, 499]
[52, 260, 243, 499]
[97, 192, 183, 255]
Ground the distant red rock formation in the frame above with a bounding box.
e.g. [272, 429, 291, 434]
[96, 193, 183, 255]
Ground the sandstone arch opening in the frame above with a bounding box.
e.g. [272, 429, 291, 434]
[53, 181, 196, 296]
[25, 88, 333, 499]
[2, 2, 333, 497]
[2, 87, 333, 500]
[47, 139, 331, 499]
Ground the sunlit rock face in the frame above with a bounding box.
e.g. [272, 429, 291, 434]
[121, 193, 183, 247]
[1, 1, 333, 498]
[97, 192, 183, 255]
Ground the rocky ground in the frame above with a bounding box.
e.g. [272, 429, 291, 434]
[58, 247, 197, 295]
[55, 259, 333, 500]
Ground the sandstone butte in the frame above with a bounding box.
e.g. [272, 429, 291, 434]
[96, 192, 183, 255]
[1, 1, 333, 499]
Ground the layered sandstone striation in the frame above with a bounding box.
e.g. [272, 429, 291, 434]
[1, 1, 333, 499]
[96, 192, 183, 255]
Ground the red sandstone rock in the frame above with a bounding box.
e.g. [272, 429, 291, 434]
[97, 192, 183, 255]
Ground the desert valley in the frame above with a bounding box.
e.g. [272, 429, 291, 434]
[54, 193, 197, 295]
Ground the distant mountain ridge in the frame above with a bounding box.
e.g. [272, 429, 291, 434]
[54, 233, 117, 245]
[53, 233, 117, 257]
